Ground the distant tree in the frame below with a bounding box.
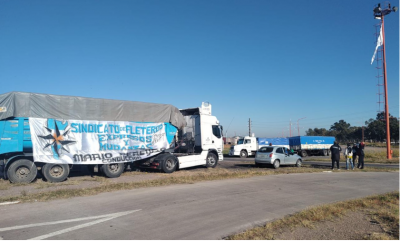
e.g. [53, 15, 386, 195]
[306, 128, 329, 136]
[330, 120, 351, 142]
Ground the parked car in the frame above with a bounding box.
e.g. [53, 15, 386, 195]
[255, 146, 302, 169]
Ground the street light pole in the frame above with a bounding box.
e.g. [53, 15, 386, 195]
[297, 117, 306, 136]
[373, 2, 397, 159]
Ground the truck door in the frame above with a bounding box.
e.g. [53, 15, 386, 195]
[211, 125, 223, 158]
[243, 138, 252, 153]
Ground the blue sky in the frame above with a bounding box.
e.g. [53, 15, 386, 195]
[1, 0, 399, 138]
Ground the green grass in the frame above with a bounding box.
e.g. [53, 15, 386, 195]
[226, 191, 399, 240]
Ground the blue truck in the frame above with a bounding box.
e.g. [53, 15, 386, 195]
[0, 92, 224, 183]
[288, 136, 335, 157]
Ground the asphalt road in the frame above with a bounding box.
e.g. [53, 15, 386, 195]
[222, 156, 399, 169]
[0, 172, 398, 240]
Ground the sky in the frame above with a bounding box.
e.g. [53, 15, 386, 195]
[0, 0, 399, 138]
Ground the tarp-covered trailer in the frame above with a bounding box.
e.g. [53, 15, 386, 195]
[288, 136, 335, 157]
[0, 92, 223, 183]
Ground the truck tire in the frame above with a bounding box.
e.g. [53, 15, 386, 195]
[206, 153, 218, 168]
[240, 150, 248, 158]
[321, 150, 328, 156]
[100, 163, 124, 178]
[42, 163, 70, 183]
[273, 160, 280, 169]
[161, 154, 177, 173]
[7, 159, 38, 183]
[300, 150, 308, 157]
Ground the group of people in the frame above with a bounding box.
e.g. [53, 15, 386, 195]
[330, 141, 365, 170]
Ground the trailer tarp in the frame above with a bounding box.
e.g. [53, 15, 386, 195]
[0, 92, 186, 128]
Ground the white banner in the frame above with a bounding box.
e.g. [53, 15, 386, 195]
[29, 118, 177, 164]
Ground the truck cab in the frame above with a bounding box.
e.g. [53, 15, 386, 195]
[229, 136, 258, 158]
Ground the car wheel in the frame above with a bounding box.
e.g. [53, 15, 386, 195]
[273, 160, 280, 169]
[240, 150, 248, 158]
[296, 159, 302, 167]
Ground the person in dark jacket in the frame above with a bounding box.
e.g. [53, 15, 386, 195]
[330, 141, 342, 170]
[357, 142, 365, 169]
[352, 143, 358, 167]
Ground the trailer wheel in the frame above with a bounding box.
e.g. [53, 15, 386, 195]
[7, 159, 38, 183]
[296, 159, 302, 167]
[161, 154, 177, 173]
[100, 163, 124, 178]
[273, 160, 280, 169]
[300, 150, 308, 157]
[240, 150, 248, 158]
[321, 150, 328, 156]
[42, 163, 70, 183]
[206, 153, 218, 168]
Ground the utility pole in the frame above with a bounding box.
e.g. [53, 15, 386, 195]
[362, 126, 365, 142]
[297, 117, 307, 136]
[248, 118, 251, 136]
[289, 120, 292, 137]
[373, 2, 397, 159]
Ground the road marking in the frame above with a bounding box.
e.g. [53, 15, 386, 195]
[0, 209, 141, 240]
[0, 201, 20, 206]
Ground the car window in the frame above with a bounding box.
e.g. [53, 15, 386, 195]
[276, 148, 284, 154]
[259, 147, 274, 153]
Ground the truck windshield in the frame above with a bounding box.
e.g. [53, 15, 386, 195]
[237, 139, 244, 144]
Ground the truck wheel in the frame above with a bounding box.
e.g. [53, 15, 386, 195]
[327, 150, 331, 156]
[240, 150, 248, 158]
[42, 163, 70, 183]
[206, 153, 218, 168]
[296, 159, 302, 167]
[273, 160, 280, 169]
[301, 150, 308, 157]
[100, 163, 124, 178]
[7, 159, 38, 183]
[322, 150, 328, 156]
[161, 154, 177, 173]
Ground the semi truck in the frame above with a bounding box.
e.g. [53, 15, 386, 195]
[229, 136, 289, 158]
[0, 92, 224, 183]
[288, 136, 335, 157]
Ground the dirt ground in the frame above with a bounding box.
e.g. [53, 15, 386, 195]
[273, 211, 390, 240]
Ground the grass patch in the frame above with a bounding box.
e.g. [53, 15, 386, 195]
[0, 179, 10, 190]
[226, 191, 399, 240]
[0, 165, 396, 204]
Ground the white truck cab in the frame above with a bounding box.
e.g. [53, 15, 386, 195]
[229, 135, 259, 158]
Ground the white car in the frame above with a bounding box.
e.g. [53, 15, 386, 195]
[255, 146, 302, 169]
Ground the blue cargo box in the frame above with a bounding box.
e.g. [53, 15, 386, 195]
[257, 138, 289, 146]
[289, 136, 335, 150]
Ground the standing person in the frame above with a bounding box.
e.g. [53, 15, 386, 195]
[344, 143, 354, 170]
[357, 142, 365, 169]
[330, 141, 342, 170]
[352, 143, 358, 168]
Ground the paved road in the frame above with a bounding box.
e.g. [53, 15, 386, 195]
[0, 172, 398, 240]
[222, 156, 399, 169]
